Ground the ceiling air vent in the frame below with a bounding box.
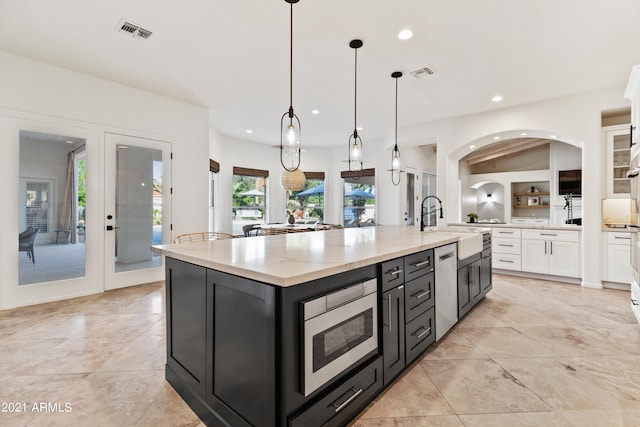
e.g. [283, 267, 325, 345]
[410, 66, 436, 78]
[116, 20, 153, 41]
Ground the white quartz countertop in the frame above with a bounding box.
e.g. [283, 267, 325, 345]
[448, 222, 582, 231]
[152, 226, 470, 287]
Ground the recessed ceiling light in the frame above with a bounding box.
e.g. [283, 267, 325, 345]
[520, 132, 528, 136]
[550, 135, 558, 139]
[398, 29, 413, 40]
[469, 144, 476, 150]
[311, 109, 319, 115]
[493, 136, 501, 140]
[245, 129, 253, 134]
[491, 95, 503, 103]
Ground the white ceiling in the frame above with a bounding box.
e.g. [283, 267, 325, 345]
[1, 0, 639, 149]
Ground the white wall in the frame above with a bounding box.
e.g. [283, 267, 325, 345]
[0, 51, 209, 307]
[397, 86, 630, 289]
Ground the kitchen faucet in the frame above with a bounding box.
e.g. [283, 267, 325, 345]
[420, 195, 444, 231]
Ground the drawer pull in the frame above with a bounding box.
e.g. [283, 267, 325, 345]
[413, 327, 431, 339]
[498, 244, 513, 247]
[333, 387, 363, 413]
[614, 236, 631, 240]
[540, 233, 557, 236]
[498, 231, 514, 234]
[386, 269, 403, 276]
[411, 260, 430, 268]
[499, 259, 514, 263]
[412, 289, 431, 300]
[632, 298, 639, 306]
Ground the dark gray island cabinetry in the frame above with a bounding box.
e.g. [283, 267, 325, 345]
[155, 226, 492, 426]
[166, 257, 382, 427]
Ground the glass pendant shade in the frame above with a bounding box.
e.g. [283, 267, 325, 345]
[280, 168, 306, 191]
[280, 111, 301, 171]
[349, 132, 363, 171]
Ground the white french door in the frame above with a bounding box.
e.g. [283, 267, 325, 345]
[104, 133, 172, 290]
[403, 167, 421, 229]
[1, 118, 101, 309]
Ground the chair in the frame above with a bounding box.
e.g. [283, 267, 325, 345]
[173, 231, 236, 244]
[242, 224, 261, 237]
[260, 227, 288, 235]
[19, 227, 39, 264]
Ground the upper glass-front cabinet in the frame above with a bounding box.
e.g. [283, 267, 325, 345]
[606, 125, 632, 198]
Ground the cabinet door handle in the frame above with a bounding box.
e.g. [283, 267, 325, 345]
[614, 236, 631, 240]
[333, 387, 363, 413]
[499, 231, 514, 234]
[544, 241, 547, 255]
[499, 259, 514, 263]
[412, 289, 431, 299]
[411, 260, 430, 268]
[387, 296, 392, 332]
[498, 244, 513, 247]
[387, 269, 403, 276]
[413, 326, 431, 339]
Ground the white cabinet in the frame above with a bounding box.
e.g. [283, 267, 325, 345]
[521, 229, 580, 278]
[605, 232, 632, 284]
[512, 217, 549, 225]
[492, 228, 521, 271]
[605, 125, 632, 198]
[624, 64, 640, 161]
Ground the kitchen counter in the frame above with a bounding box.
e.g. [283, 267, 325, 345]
[156, 225, 493, 426]
[449, 222, 582, 231]
[152, 225, 472, 287]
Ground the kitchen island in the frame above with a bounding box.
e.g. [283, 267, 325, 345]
[152, 226, 491, 426]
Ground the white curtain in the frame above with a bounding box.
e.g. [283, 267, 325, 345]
[59, 151, 77, 244]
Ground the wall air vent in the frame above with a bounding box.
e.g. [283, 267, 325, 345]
[116, 20, 153, 41]
[410, 66, 436, 78]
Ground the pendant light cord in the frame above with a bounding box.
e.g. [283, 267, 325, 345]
[394, 77, 398, 149]
[353, 47, 358, 134]
[289, 2, 293, 112]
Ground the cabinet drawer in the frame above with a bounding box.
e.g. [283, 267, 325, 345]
[289, 356, 383, 427]
[521, 229, 579, 242]
[493, 254, 521, 271]
[492, 228, 521, 238]
[404, 249, 434, 282]
[404, 272, 435, 322]
[492, 238, 521, 254]
[405, 306, 435, 364]
[607, 232, 632, 245]
[381, 258, 404, 292]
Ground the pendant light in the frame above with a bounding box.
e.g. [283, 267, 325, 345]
[391, 71, 402, 186]
[348, 39, 364, 174]
[280, 0, 302, 172]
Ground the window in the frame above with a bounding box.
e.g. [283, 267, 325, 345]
[287, 172, 325, 224]
[342, 169, 375, 228]
[232, 167, 268, 235]
[26, 181, 50, 233]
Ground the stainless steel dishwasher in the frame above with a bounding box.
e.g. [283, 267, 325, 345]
[434, 243, 457, 341]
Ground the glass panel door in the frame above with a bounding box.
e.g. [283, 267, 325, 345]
[1, 118, 100, 309]
[104, 133, 171, 290]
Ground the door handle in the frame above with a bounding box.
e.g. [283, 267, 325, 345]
[106, 225, 120, 231]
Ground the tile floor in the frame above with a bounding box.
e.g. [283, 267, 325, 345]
[0, 274, 638, 426]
